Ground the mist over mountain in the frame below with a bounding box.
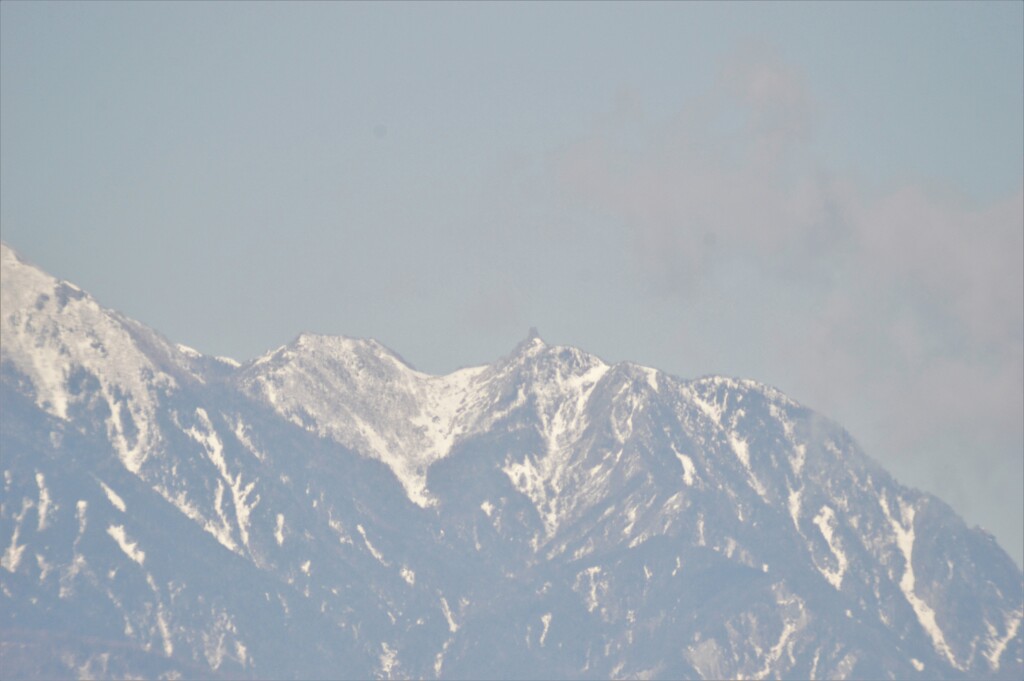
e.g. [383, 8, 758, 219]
[1, 241, 1021, 680]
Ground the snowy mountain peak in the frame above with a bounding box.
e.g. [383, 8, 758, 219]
[238, 332, 496, 507]
[1, 241, 70, 312]
[505, 327, 548, 361]
[2, 244, 1021, 680]
[1, 244, 179, 474]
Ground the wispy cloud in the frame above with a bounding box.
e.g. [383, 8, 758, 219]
[553, 46, 840, 294]
[549, 46, 1023, 555]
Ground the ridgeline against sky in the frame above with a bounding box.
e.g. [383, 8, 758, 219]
[1, 242, 1021, 678]
[0, 3, 1021, 566]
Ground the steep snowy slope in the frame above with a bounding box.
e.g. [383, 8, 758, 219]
[1, 242, 1021, 680]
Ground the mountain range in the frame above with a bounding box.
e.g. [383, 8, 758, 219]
[1, 241, 1021, 680]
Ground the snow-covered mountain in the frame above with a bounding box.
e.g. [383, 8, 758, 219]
[1, 241, 1021, 680]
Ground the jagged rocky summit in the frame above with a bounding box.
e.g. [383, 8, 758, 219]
[1, 241, 1021, 680]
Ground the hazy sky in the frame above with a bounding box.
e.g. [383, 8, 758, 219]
[2, 2, 1021, 566]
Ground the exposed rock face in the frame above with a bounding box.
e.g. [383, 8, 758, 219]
[2, 242, 1021, 680]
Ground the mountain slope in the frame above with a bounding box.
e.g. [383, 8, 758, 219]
[1, 242, 1021, 680]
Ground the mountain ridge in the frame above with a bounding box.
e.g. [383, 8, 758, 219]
[1, 241, 1021, 680]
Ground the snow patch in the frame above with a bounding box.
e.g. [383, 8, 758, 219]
[76, 500, 87, 532]
[575, 566, 605, 614]
[155, 484, 239, 554]
[1, 525, 26, 573]
[176, 343, 203, 358]
[327, 514, 353, 546]
[155, 602, 174, 657]
[729, 432, 750, 468]
[107, 525, 145, 566]
[184, 408, 259, 552]
[198, 606, 245, 670]
[792, 443, 806, 477]
[641, 366, 659, 392]
[756, 619, 798, 679]
[540, 613, 552, 647]
[379, 642, 398, 676]
[726, 432, 767, 499]
[100, 481, 127, 513]
[34, 473, 54, 531]
[812, 505, 847, 590]
[504, 453, 559, 537]
[235, 641, 249, 668]
[671, 444, 697, 486]
[35, 553, 54, 581]
[881, 495, 959, 669]
[690, 391, 723, 426]
[433, 639, 452, 677]
[232, 418, 266, 461]
[1, 498, 33, 573]
[985, 609, 1022, 671]
[275, 514, 285, 546]
[440, 596, 459, 633]
[787, 487, 802, 533]
[357, 524, 388, 566]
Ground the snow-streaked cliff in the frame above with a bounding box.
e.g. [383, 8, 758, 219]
[2, 242, 1020, 680]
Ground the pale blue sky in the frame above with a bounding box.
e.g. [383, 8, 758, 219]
[2, 1, 1021, 565]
